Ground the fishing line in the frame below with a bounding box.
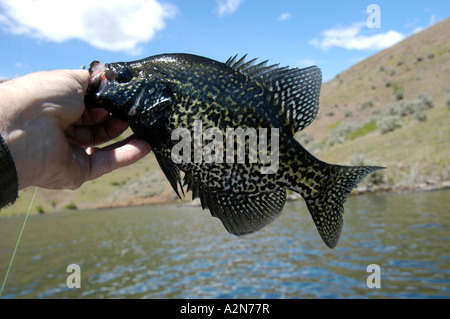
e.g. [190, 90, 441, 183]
[0, 187, 38, 297]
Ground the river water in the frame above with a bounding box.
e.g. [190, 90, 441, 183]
[0, 189, 449, 299]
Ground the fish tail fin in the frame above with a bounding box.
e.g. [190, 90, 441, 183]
[303, 164, 384, 248]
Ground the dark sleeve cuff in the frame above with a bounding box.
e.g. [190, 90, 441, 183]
[0, 134, 19, 209]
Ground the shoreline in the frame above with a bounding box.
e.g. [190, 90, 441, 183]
[1, 180, 448, 217]
[95, 180, 450, 210]
[351, 180, 450, 195]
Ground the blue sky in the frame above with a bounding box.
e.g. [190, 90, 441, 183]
[0, 0, 448, 82]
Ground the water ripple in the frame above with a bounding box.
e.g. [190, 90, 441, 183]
[1, 190, 449, 298]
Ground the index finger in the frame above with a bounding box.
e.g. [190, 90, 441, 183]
[86, 138, 152, 182]
[70, 115, 129, 147]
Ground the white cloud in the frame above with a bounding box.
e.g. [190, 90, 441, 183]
[310, 22, 405, 51]
[0, 0, 177, 54]
[278, 12, 292, 22]
[215, 0, 243, 16]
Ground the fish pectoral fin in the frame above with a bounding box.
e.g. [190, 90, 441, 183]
[154, 152, 184, 199]
[185, 174, 287, 235]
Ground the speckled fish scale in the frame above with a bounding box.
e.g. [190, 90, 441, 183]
[85, 53, 383, 248]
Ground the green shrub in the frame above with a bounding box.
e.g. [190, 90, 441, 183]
[377, 115, 403, 133]
[404, 100, 421, 116]
[413, 107, 427, 121]
[347, 121, 377, 140]
[327, 122, 355, 146]
[361, 100, 373, 110]
[364, 169, 386, 187]
[385, 97, 431, 118]
[297, 132, 314, 146]
[349, 154, 365, 166]
[393, 100, 416, 117]
[395, 89, 404, 101]
[418, 93, 434, 109]
[326, 121, 370, 146]
[65, 202, 77, 210]
[371, 109, 382, 116]
[349, 154, 385, 186]
[385, 102, 402, 116]
[392, 82, 403, 94]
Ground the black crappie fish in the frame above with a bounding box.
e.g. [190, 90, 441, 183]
[85, 53, 383, 248]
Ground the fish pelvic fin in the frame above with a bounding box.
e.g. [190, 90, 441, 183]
[154, 152, 184, 199]
[304, 164, 385, 248]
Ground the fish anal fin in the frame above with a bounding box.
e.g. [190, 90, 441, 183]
[216, 189, 287, 235]
[186, 176, 287, 235]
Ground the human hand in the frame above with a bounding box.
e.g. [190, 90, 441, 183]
[0, 69, 151, 190]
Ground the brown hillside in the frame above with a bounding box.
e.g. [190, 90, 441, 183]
[2, 19, 450, 216]
[305, 17, 450, 142]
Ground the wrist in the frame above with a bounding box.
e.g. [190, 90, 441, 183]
[0, 80, 34, 190]
[0, 133, 19, 208]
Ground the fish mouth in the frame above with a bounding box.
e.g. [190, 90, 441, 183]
[85, 61, 114, 107]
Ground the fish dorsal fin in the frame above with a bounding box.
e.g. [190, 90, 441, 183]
[226, 54, 284, 85]
[226, 55, 322, 133]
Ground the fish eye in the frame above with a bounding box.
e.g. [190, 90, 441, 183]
[116, 67, 133, 83]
